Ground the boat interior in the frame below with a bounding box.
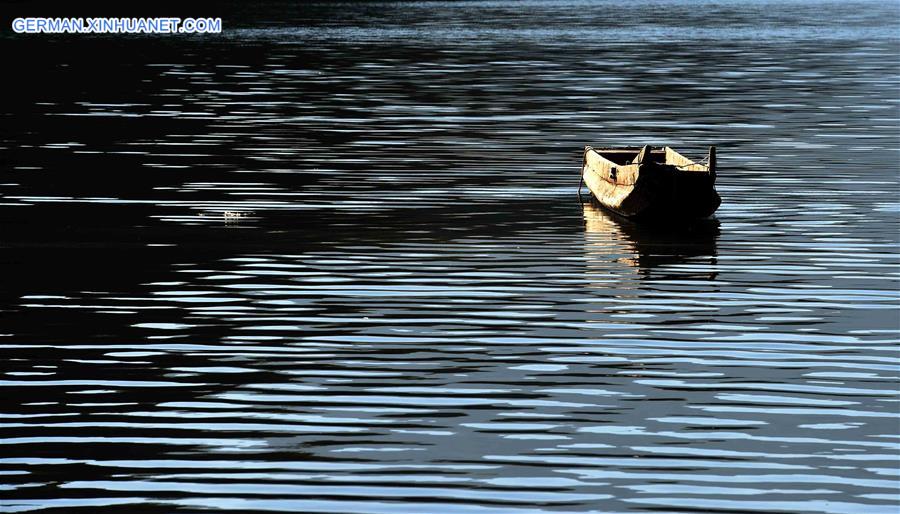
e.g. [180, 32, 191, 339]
[591, 146, 711, 172]
[595, 148, 668, 165]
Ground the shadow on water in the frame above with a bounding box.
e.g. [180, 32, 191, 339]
[581, 200, 719, 279]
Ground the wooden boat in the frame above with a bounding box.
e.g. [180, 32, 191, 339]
[580, 145, 720, 219]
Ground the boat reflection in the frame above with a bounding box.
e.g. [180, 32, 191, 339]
[582, 200, 719, 279]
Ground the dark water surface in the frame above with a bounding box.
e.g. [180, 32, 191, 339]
[2, 1, 899, 512]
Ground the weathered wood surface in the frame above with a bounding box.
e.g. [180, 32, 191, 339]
[582, 146, 650, 217]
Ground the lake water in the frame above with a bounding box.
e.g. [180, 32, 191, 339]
[1, 1, 899, 512]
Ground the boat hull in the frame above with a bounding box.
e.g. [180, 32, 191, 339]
[581, 146, 720, 220]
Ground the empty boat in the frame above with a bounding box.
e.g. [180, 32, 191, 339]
[579, 145, 720, 219]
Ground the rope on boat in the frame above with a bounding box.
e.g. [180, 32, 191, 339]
[673, 157, 710, 170]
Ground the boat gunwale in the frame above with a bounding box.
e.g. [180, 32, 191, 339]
[585, 146, 709, 173]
